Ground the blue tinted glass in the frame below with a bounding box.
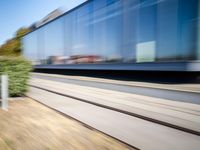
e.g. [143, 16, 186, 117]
[75, 3, 93, 58]
[23, 31, 38, 63]
[44, 18, 65, 64]
[70, 11, 78, 55]
[156, 0, 198, 61]
[107, 0, 119, 5]
[37, 28, 45, 64]
[23, 0, 199, 65]
[122, 0, 139, 62]
[138, 0, 156, 43]
[93, 0, 107, 10]
[64, 13, 74, 58]
[156, 0, 179, 61]
[105, 0, 123, 62]
[92, 0, 107, 61]
[178, 0, 198, 60]
[135, 0, 156, 62]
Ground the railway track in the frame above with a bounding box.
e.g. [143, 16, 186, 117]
[30, 84, 200, 136]
[32, 73, 200, 104]
[27, 89, 139, 150]
[27, 76, 200, 150]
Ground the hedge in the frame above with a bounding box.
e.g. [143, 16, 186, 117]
[0, 57, 32, 97]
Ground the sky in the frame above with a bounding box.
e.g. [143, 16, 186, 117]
[0, 0, 87, 45]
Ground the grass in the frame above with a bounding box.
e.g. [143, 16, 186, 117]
[0, 98, 134, 150]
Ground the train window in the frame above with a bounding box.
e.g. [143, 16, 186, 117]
[156, 0, 179, 61]
[178, 0, 198, 60]
[104, 0, 123, 62]
[75, 2, 94, 59]
[43, 18, 65, 64]
[37, 28, 45, 64]
[122, 0, 139, 62]
[156, 0, 198, 61]
[92, 0, 108, 62]
[23, 31, 38, 64]
[64, 12, 75, 61]
[136, 0, 156, 62]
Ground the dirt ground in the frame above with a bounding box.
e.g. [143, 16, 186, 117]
[0, 98, 135, 150]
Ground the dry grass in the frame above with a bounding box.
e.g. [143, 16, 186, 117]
[0, 98, 135, 150]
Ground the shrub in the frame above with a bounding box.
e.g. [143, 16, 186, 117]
[0, 57, 32, 97]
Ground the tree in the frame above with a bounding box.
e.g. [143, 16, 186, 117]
[16, 28, 30, 39]
[0, 27, 30, 56]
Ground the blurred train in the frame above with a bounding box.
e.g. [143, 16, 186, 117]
[22, 0, 200, 71]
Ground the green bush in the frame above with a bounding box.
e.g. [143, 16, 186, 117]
[0, 57, 32, 97]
